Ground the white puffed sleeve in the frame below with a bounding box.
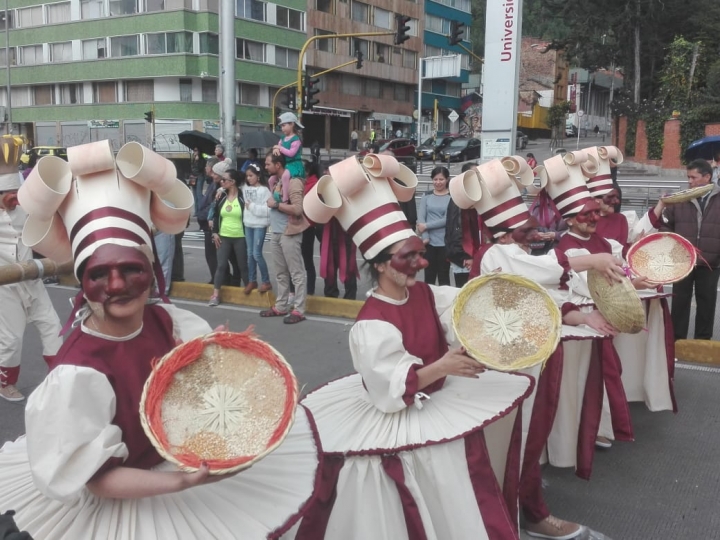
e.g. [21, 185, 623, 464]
[606, 239, 625, 260]
[157, 303, 213, 343]
[480, 244, 565, 286]
[350, 320, 424, 413]
[26, 365, 128, 503]
[627, 210, 659, 243]
[428, 284, 460, 346]
[564, 247, 593, 299]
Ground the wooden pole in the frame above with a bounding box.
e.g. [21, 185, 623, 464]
[0, 259, 73, 286]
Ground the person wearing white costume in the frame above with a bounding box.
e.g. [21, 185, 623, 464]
[287, 154, 535, 540]
[0, 136, 62, 402]
[0, 140, 320, 540]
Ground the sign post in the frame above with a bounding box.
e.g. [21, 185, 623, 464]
[576, 109, 584, 149]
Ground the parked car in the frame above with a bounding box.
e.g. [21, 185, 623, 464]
[437, 138, 481, 162]
[516, 131, 528, 150]
[359, 138, 415, 157]
[416, 135, 457, 160]
[20, 146, 68, 166]
[565, 124, 578, 137]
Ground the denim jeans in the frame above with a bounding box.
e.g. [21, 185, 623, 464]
[245, 226, 270, 284]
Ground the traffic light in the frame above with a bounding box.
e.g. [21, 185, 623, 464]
[284, 88, 296, 110]
[144, 110, 154, 123]
[448, 21, 465, 46]
[394, 15, 411, 45]
[355, 49, 364, 69]
[303, 74, 320, 111]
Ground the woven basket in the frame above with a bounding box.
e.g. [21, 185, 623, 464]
[140, 331, 299, 475]
[627, 232, 696, 285]
[661, 184, 713, 204]
[452, 273, 562, 372]
[586, 269, 645, 334]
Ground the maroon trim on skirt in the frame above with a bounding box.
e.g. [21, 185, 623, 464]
[294, 453, 345, 540]
[381, 455, 429, 540]
[74, 228, 148, 260]
[660, 297, 678, 413]
[466, 430, 520, 540]
[347, 202, 403, 237]
[599, 339, 634, 442]
[70, 207, 151, 243]
[502, 408, 523, 530]
[575, 339, 605, 480]
[358, 220, 411, 255]
[520, 348, 563, 523]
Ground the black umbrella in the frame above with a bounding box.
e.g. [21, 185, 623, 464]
[684, 135, 720, 162]
[178, 130, 221, 155]
[237, 130, 281, 150]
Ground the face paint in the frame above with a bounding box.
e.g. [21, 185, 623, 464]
[82, 244, 153, 306]
[575, 199, 601, 224]
[510, 216, 542, 245]
[389, 236, 429, 276]
[602, 190, 620, 207]
[1, 191, 19, 211]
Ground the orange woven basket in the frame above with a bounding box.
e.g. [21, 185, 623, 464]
[140, 331, 298, 474]
[627, 232, 696, 285]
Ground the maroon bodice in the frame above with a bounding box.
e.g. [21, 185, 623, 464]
[556, 232, 612, 255]
[596, 213, 629, 254]
[51, 304, 176, 471]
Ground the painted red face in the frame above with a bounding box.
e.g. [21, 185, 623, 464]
[511, 216, 542, 245]
[82, 244, 153, 306]
[575, 199, 601, 224]
[602, 189, 620, 207]
[1, 191, 19, 211]
[389, 236, 429, 276]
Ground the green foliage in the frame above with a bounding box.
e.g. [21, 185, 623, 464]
[657, 37, 706, 110]
[679, 104, 720, 162]
[546, 101, 571, 129]
[610, 90, 669, 159]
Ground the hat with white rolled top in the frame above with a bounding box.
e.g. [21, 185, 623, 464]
[534, 150, 599, 218]
[18, 140, 193, 280]
[303, 153, 417, 260]
[584, 146, 623, 196]
[448, 155, 534, 238]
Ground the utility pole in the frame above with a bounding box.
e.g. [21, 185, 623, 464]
[4, 0, 11, 134]
[220, 0, 235, 162]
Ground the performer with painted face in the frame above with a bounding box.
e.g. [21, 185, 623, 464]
[0, 140, 320, 539]
[290, 154, 535, 540]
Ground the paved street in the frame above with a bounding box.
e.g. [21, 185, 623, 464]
[3, 286, 720, 539]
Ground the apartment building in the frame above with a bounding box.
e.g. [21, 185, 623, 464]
[0, 0, 305, 157]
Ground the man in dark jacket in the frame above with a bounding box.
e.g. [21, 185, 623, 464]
[662, 159, 720, 340]
[445, 162, 481, 287]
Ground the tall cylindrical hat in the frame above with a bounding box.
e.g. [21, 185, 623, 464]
[303, 154, 418, 260]
[584, 146, 623, 196]
[535, 150, 598, 218]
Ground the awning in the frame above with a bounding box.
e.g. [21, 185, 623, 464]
[302, 106, 354, 118]
[368, 112, 413, 124]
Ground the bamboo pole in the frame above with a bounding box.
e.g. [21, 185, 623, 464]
[0, 258, 73, 286]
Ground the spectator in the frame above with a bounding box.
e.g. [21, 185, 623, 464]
[153, 228, 174, 295]
[418, 166, 451, 285]
[661, 159, 720, 340]
[712, 150, 720, 185]
[273, 112, 305, 179]
[198, 156, 221, 283]
[527, 189, 567, 255]
[302, 160, 320, 295]
[208, 160, 242, 287]
[445, 162, 481, 287]
[350, 129, 358, 151]
[260, 153, 309, 324]
[526, 152, 537, 169]
[240, 148, 259, 173]
[214, 144, 225, 161]
[189, 147, 206, 214]
[242, 162, 272, 294]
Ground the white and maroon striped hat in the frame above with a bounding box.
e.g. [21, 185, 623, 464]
[584, 146, 624, 196]
[303, 154, 417, 260]
[536, 151, 599, 218]
[18, 140, 193, 279]
[449, 156, 534, 238]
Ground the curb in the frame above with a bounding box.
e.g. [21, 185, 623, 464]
[675, 339, 720, 365]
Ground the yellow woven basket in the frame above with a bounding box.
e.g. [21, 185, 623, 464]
[587, 269, 645, 334]
[452, 273, 562, 372]
[661, 184, 713, 204]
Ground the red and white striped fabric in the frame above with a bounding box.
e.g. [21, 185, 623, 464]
[584, 146, 624, 196]
[536, 151, 598, 219]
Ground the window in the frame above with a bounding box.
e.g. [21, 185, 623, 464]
[145, 0, 164, 11]
[93, 82, 117, 103]
[425, 15, 447, 35]
[59, 83, 81, 104]
[167, 32, 193, 53]
[46, 2, 71, 24]
[375, 43, 389, 63]
[124, 80, 154, 102]
[316, 0, 334, 14]
[34, 86, 55, 106]
[314, 30, 335, 53]
[274, 46, 299, 69]
[11, 87, 31, 107]
[407, 18, 419, 37]
[461, 53, 470, 70]
[201, 80, 217, 102]
[83, 38, 107, 59]
[403, 50, 416, 69]
[236, 39, 265, 62]
[81, 0, 105, 18]
[199, 33, 219, 54]
[179, 79, 193, 102]
[446, 82, 461, 97]
[110, 0, 137, 15]
[17, 6, 43, 28]
[373, 7, 391, 29]
[50, 42, 72, 63]
[392, 47, 402, 66]
[0, 48, 16, 66]
[351, 2, 368, 23]
[145, 33, 166, 55]
[236, 0, 265, 21]
[394, 84, 408, 101]
[341, 74, 362, 96]
[111, 35, 140, 57]
[0, 11, 15, 29]
[19, 45, 43, 66]
[239, 83, 260, 106]
[365, 79, 380, 99]
[435, 0, 471, 13]
[352, 39, 369, 62]
[276, 7, 303, 31]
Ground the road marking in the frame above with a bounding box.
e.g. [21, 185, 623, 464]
[675, 362, 720, 374]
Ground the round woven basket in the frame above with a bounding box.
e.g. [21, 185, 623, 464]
[661, 184, 713, 204]
[452, 273, 562, 372]
[140, 331, 299, 475]
[586, 269, 645, 334]
[627, 232, 696, 285]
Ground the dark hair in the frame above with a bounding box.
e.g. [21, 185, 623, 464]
[526, 152, 535, 159]
[266, 152, 286, 168]
[227, 169, 245, 187]
[363, 243, 394, 284]
[248, 148, 258, 159]
[245, 162, 267, 186]
[304, 159, 320, 178]
[687, 158, 713, 177]
[461, 162, 477, 173]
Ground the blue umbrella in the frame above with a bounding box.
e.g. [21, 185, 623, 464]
[684, 135, 720, 162]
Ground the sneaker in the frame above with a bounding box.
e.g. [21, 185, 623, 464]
[244, 281, 258, 295]
[526, 515, 584, 539]
[208, 295, 220, 307]
[595, 436, 613, 449]
[0, 385, 25, 402]
[258, 282, 273, 293]
[283, 310, 306, 324]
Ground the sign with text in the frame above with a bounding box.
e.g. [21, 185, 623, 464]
[482, 138, 512, 159]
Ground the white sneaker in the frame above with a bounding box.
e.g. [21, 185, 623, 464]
[0, 385, 25, 402]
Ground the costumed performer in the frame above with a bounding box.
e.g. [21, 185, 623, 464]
[287, 153, 535, 540]
[0, 140, 320, 540]
[0, 136, 62, 402]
